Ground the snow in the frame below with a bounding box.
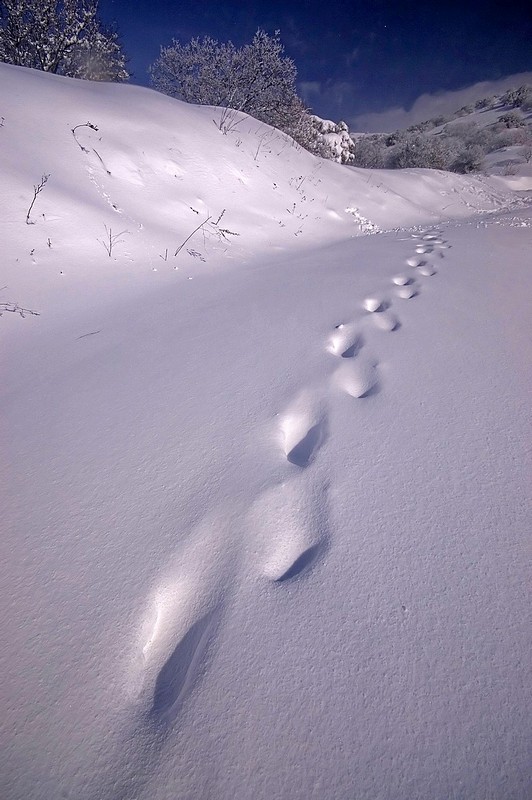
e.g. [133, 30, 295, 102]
[1, 64, 531, 800]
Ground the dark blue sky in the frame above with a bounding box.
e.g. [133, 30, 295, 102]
[99, 0, 532, 122]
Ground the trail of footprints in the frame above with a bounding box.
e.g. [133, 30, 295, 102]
[268, 227, 449, 580]
[283, 228, 449, 419]
[133, 226, 449, 725]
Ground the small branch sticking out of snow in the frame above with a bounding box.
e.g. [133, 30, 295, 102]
[71, 123, 111, 174]
[174, 210, 239, 258]
[71, 122, 98, 153]
[215, 104, 247, 135]
[175, 215, 212, 257]
[98, 224, 128, 257]
[92, 148, 111, 176]
[26, 174, 50, 225]
[0, 301, 40, 318]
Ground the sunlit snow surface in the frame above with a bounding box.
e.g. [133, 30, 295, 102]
[1, 64, 531, 800]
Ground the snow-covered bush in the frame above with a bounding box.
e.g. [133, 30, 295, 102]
[0, 0, 128, 80]
[386, 132, 454, 170]
[456, 104, 475, 117]
[492, 127, 529, 149]
[497, 111, 525, 129]
[501, 85, 531, 108]
[443, 119, 479, 140]
[307, 116, 356, 163]
[429, 114, 450, 127]
[451, 144, 484, 174]
[351, 135, 387, 168]
[150, 30, 314, 149]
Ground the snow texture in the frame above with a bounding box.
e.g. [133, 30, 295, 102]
[1, 64, 531, 800]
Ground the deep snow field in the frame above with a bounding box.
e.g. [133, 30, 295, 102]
[1, 64, 531, 800]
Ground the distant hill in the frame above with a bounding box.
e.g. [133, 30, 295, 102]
[311, 83, 532, 187]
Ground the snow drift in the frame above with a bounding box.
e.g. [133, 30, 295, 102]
[1, 64, 531, 800]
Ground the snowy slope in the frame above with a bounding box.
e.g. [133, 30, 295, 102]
[1, 65, 531, 800]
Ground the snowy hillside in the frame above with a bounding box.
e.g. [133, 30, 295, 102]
[1, 64, 531, 800]
[347, 81, 532, 183]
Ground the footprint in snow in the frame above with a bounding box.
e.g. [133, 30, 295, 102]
[134, 509, 235, 721]
[249, 478, 329, 583]
[335, 356, 379, 398]
[327, 323, 363, 358]
[279, 391, 328, 467]
[362, 296, 398, 331]
[395, 284, 417, 299]
[363, 296, 385, 313]
[150, 608, 219, 720]
[371, 310, 399, 332]
[392, 273, 411, 286]
[406, 256, 426, 268]
[418, 231, 448, 250]
[406, 255, 437, 276]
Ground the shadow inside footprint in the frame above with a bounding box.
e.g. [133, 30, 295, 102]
[359, 381, 381, 399]
[341, 337, 364, 358]
[274, 542, 323, 582]
[150, 611, 216, 721]
[287, 420, 327, 467]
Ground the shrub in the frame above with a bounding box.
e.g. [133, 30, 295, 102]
[351, 135, 386, 168]
[493, 127, 528, 149]
[451, 144, 484, 173]
[150, 30, 314, 148]
[497, 111, 525, 129]
[501, 85, 531, 108]
[387, 132, 455, 170]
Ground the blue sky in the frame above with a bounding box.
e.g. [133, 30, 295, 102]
[99, 0, 532, 124]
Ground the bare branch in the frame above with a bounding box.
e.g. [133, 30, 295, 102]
[26, 174, 50, 224]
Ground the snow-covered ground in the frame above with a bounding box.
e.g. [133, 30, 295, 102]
[1, 64, 531, 800]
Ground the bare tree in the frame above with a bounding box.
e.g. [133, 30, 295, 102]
[0, 0, 128, 81]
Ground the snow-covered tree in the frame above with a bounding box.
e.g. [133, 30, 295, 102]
[451, 144, 484, 174]
[0, 0, 128, 81]
[150, 30, 313, 148]
[351, 135, 387, 168]
[497, 111, 525, 129]
[386, 133, 444, 169]
[501, 85, 531, 108]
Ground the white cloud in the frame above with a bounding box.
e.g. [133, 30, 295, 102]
[350, 72, 532, 132]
